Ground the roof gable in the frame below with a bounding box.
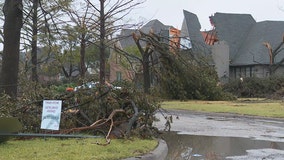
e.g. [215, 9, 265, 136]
[211, 12, 256, 59]
[181, 10, 204, 44]
[181, 10, 210, 54]
[118, 19, 169, 49]
[141, 19, 168, 34]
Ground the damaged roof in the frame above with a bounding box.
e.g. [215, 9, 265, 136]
[210, 12, 256, 60]
[210, 12, 284, 66]
[181, 10, 208, 53]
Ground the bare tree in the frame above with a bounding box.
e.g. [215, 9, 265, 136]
[55, 24, 81, 79]
[21, 0, 69, 82]
[87, 0, 145, 84]
[59, 1, 99, 78]
[0, 0, 23, 98]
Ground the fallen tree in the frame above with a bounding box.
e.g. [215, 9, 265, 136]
[1, 81, 161, 144]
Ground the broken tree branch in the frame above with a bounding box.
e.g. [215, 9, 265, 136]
[60, 109, 125, 145]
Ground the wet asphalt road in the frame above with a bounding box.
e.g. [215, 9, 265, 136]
[154, 109, 284, 159]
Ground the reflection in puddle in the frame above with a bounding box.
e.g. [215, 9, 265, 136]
[162, 132, 284, 160]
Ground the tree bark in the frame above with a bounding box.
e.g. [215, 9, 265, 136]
[142, 54, 150, 93]
[31, 0, 38, 82]
[0, 0, 23, 98]
[80, 34, 86, 78]
[132, 33, 152, 94]
[99, 0, 106, 85]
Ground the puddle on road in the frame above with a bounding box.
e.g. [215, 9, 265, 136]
[162, 132, 284, 160]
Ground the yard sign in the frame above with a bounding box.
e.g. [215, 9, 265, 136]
[40, 100, 62, 130]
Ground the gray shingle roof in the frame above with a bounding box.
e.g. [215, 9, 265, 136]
[181, 10, 205, 47]
[181, 10, 212, 57]
[233, 21, 284, 65]
[117, 29, 137, 48]
[118, 19, 168, 49]
[211, 12, 284, 66]
[140, 19, 168, 34]
[211, 12, 256, 60]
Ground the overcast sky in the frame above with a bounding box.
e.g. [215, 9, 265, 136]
[132, 0, 284, 30]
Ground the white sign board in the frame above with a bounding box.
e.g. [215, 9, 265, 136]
[41, 100, 62, 130]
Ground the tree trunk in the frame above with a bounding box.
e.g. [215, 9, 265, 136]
[31, 0, 38, 82]
[132, 33, 152, 94]
[143, 55, 150, 94]
[80, 35, 86, 78]
[99, 0, 106, 85]
[0, 0, 23, 98]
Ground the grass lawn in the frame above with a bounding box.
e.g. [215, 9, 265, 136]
[161, 99, 284, 118]
[0, 137, 157, 160]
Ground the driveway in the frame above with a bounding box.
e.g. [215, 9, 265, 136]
[154, 109, 284, 159]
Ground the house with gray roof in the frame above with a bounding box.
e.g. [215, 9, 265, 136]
[210, 12, 284, 80]
[183, 10, 284, 82]
[113, 11, 284, 83]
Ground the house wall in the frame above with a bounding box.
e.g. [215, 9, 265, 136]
[274, 66, 284, 76]
[253, 65, 270, 78]
[228, 65, 284, 80]
[230, 66, 253, 79]
[108, 53, 135, 82]
[211, 41, 229, 83]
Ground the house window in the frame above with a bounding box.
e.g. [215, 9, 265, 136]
[116, 72, 122, 81]
[246, 66, 252, 77]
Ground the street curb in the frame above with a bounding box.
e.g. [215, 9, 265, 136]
[123, 139, 168, 160]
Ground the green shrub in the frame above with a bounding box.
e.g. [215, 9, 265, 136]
[223, 75, 284, 99]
